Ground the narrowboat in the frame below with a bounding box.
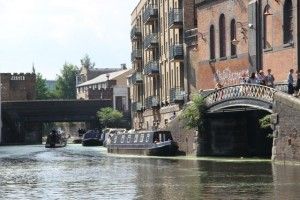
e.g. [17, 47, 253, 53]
[107, 130, 178, 156]
[82, 130, 104, 146]
[45, 130, 67, 148]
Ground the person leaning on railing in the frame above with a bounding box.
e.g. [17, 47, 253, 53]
[287, 69, 294, 95]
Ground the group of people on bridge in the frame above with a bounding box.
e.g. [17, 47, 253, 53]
[215, 68, 300, 98]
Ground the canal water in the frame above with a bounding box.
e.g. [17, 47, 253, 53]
[0, 145, 299, 200]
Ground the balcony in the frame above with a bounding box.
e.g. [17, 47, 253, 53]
[170, 87, 185, 103]
[169, 44, 184, 61]
[145, 96, 159, 109]
[132, 102, 143, 112]
[168, 8, 183, 29]
[131, 72, 143, 85]
[130, 26, 141, 41]
[144, 33, 158, 50]
[143, 4, 158, 24]
[144, 60, 159, 76]
[131, 49, 142, 62]
[185, 28, 198, 47]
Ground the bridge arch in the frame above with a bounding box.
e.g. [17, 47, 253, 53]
[203, 84, 276, 113]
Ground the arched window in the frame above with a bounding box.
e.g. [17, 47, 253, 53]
[283, 0, 293, 44]
[263, 5, 272, 48]
[210, 25, 215, 60]
[230, 19, 236, 56]
[219, 14, 226, 58]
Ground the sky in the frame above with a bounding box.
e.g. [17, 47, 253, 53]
[0, 0, 140, 79]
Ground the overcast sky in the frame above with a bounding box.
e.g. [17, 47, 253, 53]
[0, 0, 139, 79]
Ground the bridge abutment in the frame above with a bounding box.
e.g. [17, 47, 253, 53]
[271, 92, 300, 163]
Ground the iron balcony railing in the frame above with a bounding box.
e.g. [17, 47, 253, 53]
[170, 87, 185, 103]
[169, 44, 184, 61]
[145, 96, 159, 109]
[168, 8, 183, 29]
[144, 60, 159, 76]
[131, 72, 143, 85]
[131, 49, 142, 62]
[130, 26, 142, 41]
[185, 28, 198, 46]
[132, 101, 143, 112]
[143, 4, 158, 24]
[144, 33, 159, 50]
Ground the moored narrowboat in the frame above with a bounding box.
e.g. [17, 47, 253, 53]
[107, 130, 178, 156]
[82, 130, 104, 146]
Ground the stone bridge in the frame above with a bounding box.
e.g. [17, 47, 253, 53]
[202, 84, 300, 163]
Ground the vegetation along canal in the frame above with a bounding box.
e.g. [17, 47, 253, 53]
[1, 144, 300, 199]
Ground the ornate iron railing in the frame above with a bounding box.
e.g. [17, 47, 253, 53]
[130, 72, 143, 85]
[144, 60, 159, 76]
[169, 44, 183, 60]
[130, 26, 141, 41]
[170, 87, 185, 103]
[143, 4, 158, 24]
[131, 49, 142, 62]
[144, 33, 158, 50]
[132, 102, 143, 112]
[185, 28, 198, 47]
[145, 96, 159, 109]
[168, 8, 183, 28]
[204, 84, 276, 108]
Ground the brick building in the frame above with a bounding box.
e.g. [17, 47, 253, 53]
[0, 73, 36, 101]
[195, 0, 299, 89]
[129, 0, 196, 130]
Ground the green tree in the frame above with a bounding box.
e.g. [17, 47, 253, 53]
[35, 73, 50, 99]
[180, 94, 206, 130]
[80, 54, 95, 69]
[97, 107, 123, 128]
[54, 63, 78, 99]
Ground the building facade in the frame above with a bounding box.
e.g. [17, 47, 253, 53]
[76, 69, 133, 112]
[195, 0, 299, 89]
[129, 0, 196, 130]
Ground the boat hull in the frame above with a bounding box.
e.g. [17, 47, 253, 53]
[82, 139, 103, 146]
[45, 142, 67, 148]
[107, 143, 178, 156]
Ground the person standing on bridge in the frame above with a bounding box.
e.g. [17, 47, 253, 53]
[295, 70, 300, 97]
[265, 69, 275, 88]
[287, 69, 294, 95]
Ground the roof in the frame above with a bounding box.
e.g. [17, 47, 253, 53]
[77, 69, 131, 87]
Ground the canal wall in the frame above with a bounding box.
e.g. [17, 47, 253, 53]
[164, 113, 199, 156]
[272, 92, 300, 163]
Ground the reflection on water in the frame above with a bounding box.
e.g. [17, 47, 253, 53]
[0, 145, 299, 199]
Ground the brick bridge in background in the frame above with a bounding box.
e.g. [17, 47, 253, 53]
[1, 99, 112, 144]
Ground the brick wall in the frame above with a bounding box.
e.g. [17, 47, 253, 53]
[1, 73, 36, 101]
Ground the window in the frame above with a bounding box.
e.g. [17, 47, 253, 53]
[121, 135, 125, 143]
[210, 25, 215, 60]
[230, 19, 237, 56]
[283, 0, 293, 44]
[127, 135, 131, 143]
[263, 5, 272, 48]
[145, 133, 150, 142]
[139, 134, 144, 142]
[219, 14, 226, 58]
[134, 134, 139, 143]
[114, 136, 118, 143]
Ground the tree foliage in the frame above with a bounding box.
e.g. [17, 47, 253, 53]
[97, 107, 123, 128]
[80, 54, 95, 69]
[35, 73, 50, 99]
[259, 114, 271, 129]
[180, 94, 206, 130]
[54, 63, 78, 99]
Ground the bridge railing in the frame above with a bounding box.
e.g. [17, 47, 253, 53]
[202, 84, 276, 107]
